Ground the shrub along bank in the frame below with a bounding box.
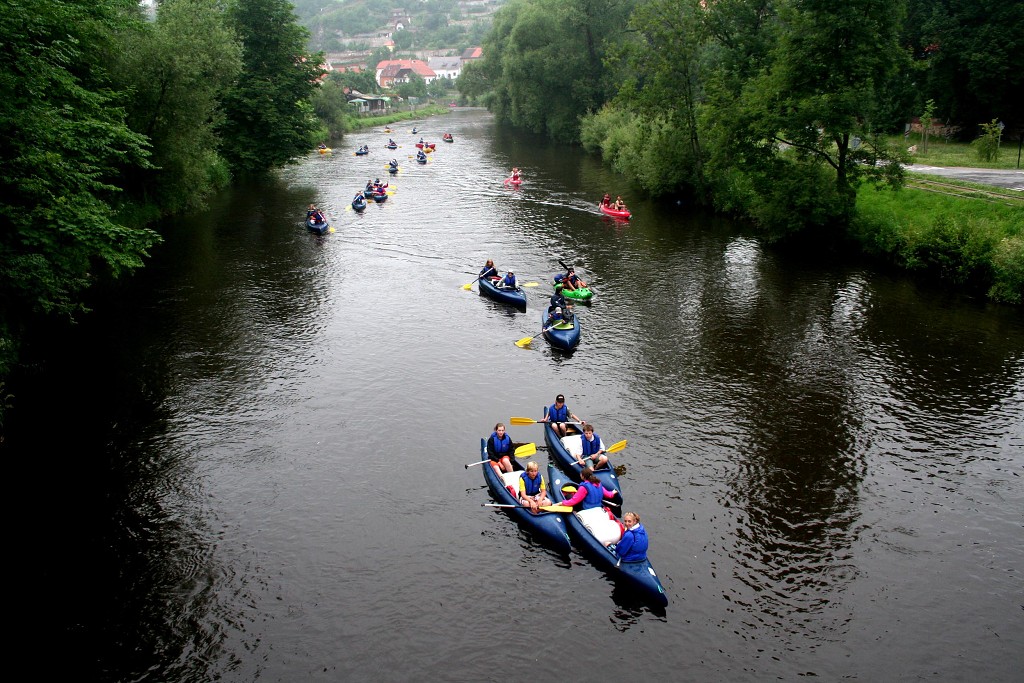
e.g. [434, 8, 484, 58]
[852, 182, 1023, 303]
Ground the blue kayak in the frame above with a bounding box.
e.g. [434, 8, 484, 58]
[305, 217, 330, 235]
[541, 307, 580, 350]
[480, 439, 571, 553]
[541, 405, 623, 504]
[478, 276, 527, 311]
[547, 464, 667, 606]
[351, 197, 366, 212]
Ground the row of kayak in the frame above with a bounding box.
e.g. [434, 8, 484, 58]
[478, 410, 666, 606]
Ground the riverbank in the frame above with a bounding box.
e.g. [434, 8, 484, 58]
[343, 105, 451, 135]
[852, 175, 1023, 304]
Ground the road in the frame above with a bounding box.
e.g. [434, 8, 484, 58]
[905, 164, 1024, 191]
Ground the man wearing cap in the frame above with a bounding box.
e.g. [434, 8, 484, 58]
[541, 394, 583, 438]
[500, 270, 517, 289]
[550, 283, 567, 311]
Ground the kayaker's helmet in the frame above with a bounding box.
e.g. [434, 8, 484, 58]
[554, 307, 562, 314]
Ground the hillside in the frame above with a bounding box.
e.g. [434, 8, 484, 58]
[290, 0, 502, 53]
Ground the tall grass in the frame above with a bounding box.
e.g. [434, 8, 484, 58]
[853, 185, 1024, 303]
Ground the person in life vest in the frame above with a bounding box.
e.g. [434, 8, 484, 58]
[306, 203, 317, 218]
[544, 306, 565, 329]
[613, 195, 627, 211]
[614, 511, 649, 562]
[486, 422, 514, 476]
[562, 266, 587, 292]
[500, 271, 516, 289]
[518, 461, 552, 512]
[352, 191, 364, 204]
[575, 423, 609, 470]
[479, 259, 498, 281]
[602, 192, 611, 206]
[550, 283, 569, 311]
[540, 393, 584, 438]
[560, 467, 616, 510]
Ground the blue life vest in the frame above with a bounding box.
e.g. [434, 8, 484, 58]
[503, 273, 516, 288]
[581, 480, 605, 509]
[521, 472, 543, 496]
[489, 431, 511, 457]
[548, 403, 568, 422]
[581, 434, 602, 457]
[618, 523, 649, 562]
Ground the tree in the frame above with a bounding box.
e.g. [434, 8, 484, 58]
[481, 0, 634, 142]
[397, 73, 428, 99]
[110, 0, 242, 212]
[912, 0, 1024, 136]
[0, 0, 159, 377]
[729, 0, 909, 231]
[218, 0, 324, 175]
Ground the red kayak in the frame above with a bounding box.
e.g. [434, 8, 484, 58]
[415, 142, 436, 150]
[599, 202, 631, 219]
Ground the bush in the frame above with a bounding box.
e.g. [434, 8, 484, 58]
[989, 236, 1024, 304]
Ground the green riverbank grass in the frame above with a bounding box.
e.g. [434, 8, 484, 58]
[892, 135, 1023, 170]
[853, 184, 1024, 303]
[346, 105, 450, 133]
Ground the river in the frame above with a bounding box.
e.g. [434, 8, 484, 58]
[9, 108, 1023, 681]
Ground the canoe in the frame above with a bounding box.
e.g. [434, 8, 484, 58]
[371, 191, 388, 203]
[478, 276, 527, 312]
[385, 143, 398, 149]
[540, 306, 580, 351]
[599, 203, 631, 219]
[355, 148, 369, 156]
[504, 177, 522, 187]
[547, 464, 667, 606]
[318, 147, 331, 154]
[415, 142, 436, 150]
[541, 405, 622, 502]
[388, 165, 399, 174]
[480, 439, 571, 553]
[442, 135, 454, 143]
[305, 217, 330, 235]
[351, 198, 366, 212]
[416, 155, 428, 164]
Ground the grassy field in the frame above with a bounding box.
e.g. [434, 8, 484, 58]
[893, 134, 1023, 170]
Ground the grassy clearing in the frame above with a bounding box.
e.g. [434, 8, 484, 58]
[891, 135, 1023, 170]
[853, 183, 1024, 303]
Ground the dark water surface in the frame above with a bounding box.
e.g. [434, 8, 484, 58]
[10, 109, 1023, 681]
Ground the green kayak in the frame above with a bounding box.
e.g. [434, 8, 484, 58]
[561, 286, 594, 301]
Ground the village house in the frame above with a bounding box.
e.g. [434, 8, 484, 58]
[376, 59, 438, 88]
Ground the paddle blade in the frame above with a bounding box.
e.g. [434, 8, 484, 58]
[509, 417, 539, 426]
[462, 282, 474, 290]
[540, 504, 573, 513]
[562, 485, 578, 493]
[522, 282, 540, 287]
[605, 439, 628, 454]
[515, 336, 535, 348]
[514, 442, 537, 458]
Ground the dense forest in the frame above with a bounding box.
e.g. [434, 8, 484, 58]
[459, 0, 1022, 299]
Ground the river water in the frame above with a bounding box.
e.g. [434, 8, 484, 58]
[10, 109, 1023, 681]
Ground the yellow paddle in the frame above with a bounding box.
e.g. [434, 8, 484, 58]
[464, 442, 537, 468]
[510, 416, 582, 426]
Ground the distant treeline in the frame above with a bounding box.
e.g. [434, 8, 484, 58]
[0, 0, 324, 389]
